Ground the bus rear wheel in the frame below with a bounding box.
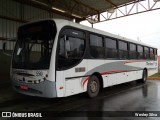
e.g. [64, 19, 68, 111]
[142, 69, 147, 83]
[137, 69, 147, 83]
[87, 75, 100, 98]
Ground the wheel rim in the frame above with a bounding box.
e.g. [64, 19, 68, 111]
[90, 80, 98, 93]
[144, 71, 147, 81]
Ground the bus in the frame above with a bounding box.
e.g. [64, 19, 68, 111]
[9, 19, 158, 98]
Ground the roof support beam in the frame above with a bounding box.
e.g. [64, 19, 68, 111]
[72, 0, 100, 22]
[0, 37, 8, 40]
[73, 0, 102, 23]
[13, 0, 84, 21]
[89, 0, 160, 24]
[73, 0, 99, 13]
[0, 15, 27, 23]
[104, 0, 118, 8]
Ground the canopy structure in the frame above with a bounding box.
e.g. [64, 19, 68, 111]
[0, 0, 160, 41]
[14, 0, 160, 23]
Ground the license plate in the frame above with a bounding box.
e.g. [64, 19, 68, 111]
[20, 85, 28, 90]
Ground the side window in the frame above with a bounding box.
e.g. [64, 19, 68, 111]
[59, 37, 65, 57]
[90, 34, 104, 58]
[129, 43, 137, 59]
[105, 37, 118, 58]
[119, 41, 128, 59]
[57, 29, 85, 70]
[150, 48, 154, 60]
[154, 49, 157, 55]
[59, 37, 84, 59]
[137, 45, 144, 59]
[144, 47, 149, 59]
[67, 37, 84, 58]
[154, 48, 157, 60]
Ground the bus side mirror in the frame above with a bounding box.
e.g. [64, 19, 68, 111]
[3, 42, 6, 51]
[2, 42, 12, 56]
[63, 36, 71, 58]
[65, 40, 71, 52]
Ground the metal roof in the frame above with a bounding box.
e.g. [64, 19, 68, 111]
[15, 0, 142, 22]
[50, 0, 136, 16]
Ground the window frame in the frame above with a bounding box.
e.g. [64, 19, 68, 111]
[105, 36, 118, 59]
[118, 40, 129, 59]
[56, 26, 86, 71]
[89, 33, 105, 59]
[144, 46, 150, 59]
[150, 48, 154, 60]
[129, 43, 137, 59]
[137, 45, 144, 59]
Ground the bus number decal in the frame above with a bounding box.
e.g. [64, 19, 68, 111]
[36, 71, 43, 76]
[75, 67, 85, 72]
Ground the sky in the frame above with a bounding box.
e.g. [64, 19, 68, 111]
[81, 10, 160, 55]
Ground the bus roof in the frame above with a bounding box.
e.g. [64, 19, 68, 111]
[53, 19, 156, 49]
[19, 18, 157, 49]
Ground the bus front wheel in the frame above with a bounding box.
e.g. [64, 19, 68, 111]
[87, 75, 100, 98]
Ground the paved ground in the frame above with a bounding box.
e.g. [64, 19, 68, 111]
[0, 80, 160, 120]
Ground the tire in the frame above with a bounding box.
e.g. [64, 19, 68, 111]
[87, 75, 100, 98]
[142, 70, 147, 83]
[142, 70, 148, 83]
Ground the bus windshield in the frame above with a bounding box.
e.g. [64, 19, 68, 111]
[12, 20, 56, 70]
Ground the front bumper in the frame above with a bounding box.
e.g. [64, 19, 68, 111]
[12, 79, 57, 98]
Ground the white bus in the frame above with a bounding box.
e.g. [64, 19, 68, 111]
[10, 19, 158, 98]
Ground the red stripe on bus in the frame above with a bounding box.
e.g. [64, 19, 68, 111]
[82, 70, 128, 89]
[82, 77, 90, 88]
[101, 70, 128, 75]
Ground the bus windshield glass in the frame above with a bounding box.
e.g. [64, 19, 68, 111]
[12, 20, 56, 70]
